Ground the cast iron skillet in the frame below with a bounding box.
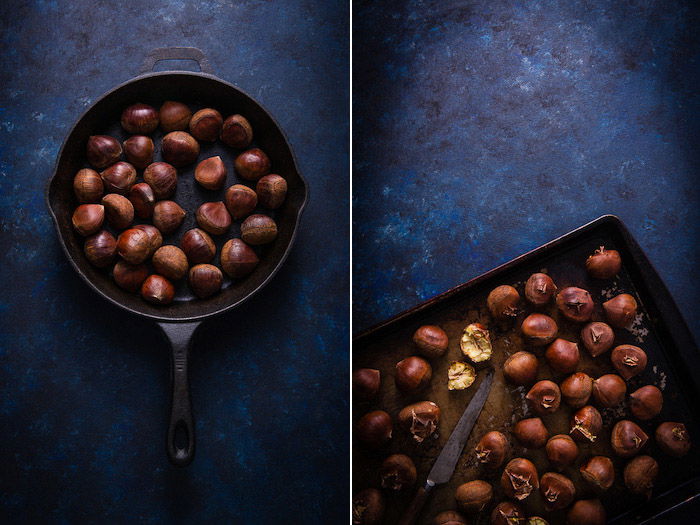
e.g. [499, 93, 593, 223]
[46, 47, 308, 466]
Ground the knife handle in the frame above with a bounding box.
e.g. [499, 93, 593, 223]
[398, 481, 434, 525]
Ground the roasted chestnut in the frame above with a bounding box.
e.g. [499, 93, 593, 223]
[503, 351, 538, 386]
[566, 499, 606, 525]
[623, 455, 658, 498]
[128, 183, 156, 219]
[112, 261, 149, 293]
[475, 431, 509, 469]
[490, 501, 524, 525]
[460, 323, 492, 362]
[101, 161, 137, 195]
[353, 368, 381, 400]
[524, 272, 557, 306]
[73, 168, 104, 203]
[357, 410, 393, 448]
[72, 204, 105, 236]
[152, 200, 186, 234]
[159, 101, 192, 132]
[655, 422, 691, 457]
[526, 380, 561, 415]
[580, 322, 615, 357]
[117, 228, 151, 264]
[592, 374, 626, 408]
[189, 108, 223, 142]
[433, 510, 468, 525]
[586, 246, 622, 279]
[413, 325, 449, 358]
[540, 472, 575, 511]
[195, 156, 227, 190]
[161, 131, 200, 167]
[122, 135, 154, 169]
[570, 405, 602, 443]
[188, 264, 223, 299]
[603, 293, 637, 328]
[526, 518, 549, 525]
[546, 434, 579, 470]
[513, 417, 549, 449]
[196, 201, 231, 235]
[395, 356, 432, 393]
[501, 457, 539, 500]
[241, 214, 278, 245]
[580, 456, 615, 490]
[398, 401, 440, 443]
[121, 103, 159, 134]
[545, 338, 579, 374]
[220, 114, 253, 148]
[133, 224, 163, 257]
[629, 385, 663, 420]
[86, 135, 122, 169]
[224, 184, 258, 220]
[447, 361, 476, 390]
[256, 174, 287, 209]
[101, 193, 134, 230]
[521, 314, 558, 346]
[152, 245, 188, 281]
[611, 420, 648, 457]
[487, 285, 520, 320]
[560, 372, 593, 408]
[181, 228, 216, 265]
[83, 230, 116, 268]
[611, 344, 647, 380]
[143, 162, 178, 199]
[556, 287, 594, 322]
[235, 148, 271, 181]
[455, 480, 492, 514]
[140, 274, 175, 305]
[352, 488, 385, 525]
[220, 238, 259, 279]
[380, 454, 416, 491]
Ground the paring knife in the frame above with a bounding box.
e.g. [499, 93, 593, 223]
[398, 369, 495, 525]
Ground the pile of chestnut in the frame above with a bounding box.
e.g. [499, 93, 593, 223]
[71, 101, 287, 304]
[352, 247, 692, 525]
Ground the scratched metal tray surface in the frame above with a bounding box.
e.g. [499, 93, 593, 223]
[353, 215, 700, 524]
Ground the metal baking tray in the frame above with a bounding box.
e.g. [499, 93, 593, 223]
[353, 215, 700, 524]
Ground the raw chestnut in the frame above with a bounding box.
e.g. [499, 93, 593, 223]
[141, 274, 175, 305]
[611, 345, 647, 380]
[159, 101, 192, 132]
[161, 131, 200, 167]
[84, 230, 116, 268]
[566, 499, 606, 525]
[560, 372, 593, 408]
[526, 380, 561, 415]
[586, 246, 622, 279]
[545, 338, 579, 374]
[224, 184, 258, 220]
[433, 510, 467, 525]
[86, 135, 122, 169]
[395, 356, 432, 393]
[220, 114, 253, 148]
[112, 261, 149, 293]
[546, 434, 579, 470]
[611, 420, 648, 457]
[501, 457, 539, 500]
[487, 285, 520, 320]
[655, 422, 691, 457]
[447, 361, 476, 391]
[72, 204, 105, 236]
[189, 108, 223, 142]
[629, 385, 663, 420]
[196, 201, 231, 235]
[121, 103, 159, 134]
[256, 174, 287, 209]
[353, 368, 381, 400]
[455, 480, 492, 514]
[195, 156, 227, 190]
[413, 325, 449, 358]
[152, 200, 186, 234]
[117, 228, 151, 264]
[556, 287, 594, 322]
[580, 322, 615, 357]
[241, 214, 278, 245]
[460, 323, 492, 362]
[540, 472, 575, 511]
[603, 293, 638, 328]
[235, 148, 271, 181]
[101, 162, 137, 195]
[398, 401, 440, 443]
[475, 431, 509, 469]
[624, 455, 658, 498]
[143, 162, 178, 199]
[521, 314, 558, 346]
[220, 238, 259, 278]
[128, 183, 155, 219]
[491, 501, 524, 525]
[592, 374, 626, 408]
[152, 245, 188, 281]
[357, 410, 392, 449]
[352, 488, 385, 525]
[570, 405, 602, 443]
[181, 228, 216, 265]
[188, 264, 223, 299]
[503, 351, 538, 386]
[380, 454, 416, 491]
[133, 224, 163, 257]
[524, 272, 557, 305]
[580, 456, 615, 491]
[73, 168, 104, 203]
[122, 135, 154, 169]
[102, 193, 134, 230]
[513, 417, 549, 449]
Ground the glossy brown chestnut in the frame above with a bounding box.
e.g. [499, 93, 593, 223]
[432, 510, 468, 525]
[161, 131, 200, 167]
[603, 293, 638, 328]
[357, 410, 392, 449]
[540, 472, 575, 511]
[234, 148, 271, 181]
[181, 228, 216, 265]
[83, 230, 116, 268]
[380, 454, 417, 491]
[143, 162, 178, 199]
[101, 193, 134, 230]
[189, 108, 223, 142]
[152, 245, 188, 281]
[398, 401, 440, 443]
[560, 372, 593, 408]
[570, 405, 602, 443]
[159, 101, 192, 132]
[592, 374, 626, 408]
[586, 246, 622, 279]
[72, 204, 105, 236]
[353, 368, 381, 400]
[580, 322, 615, 357]
[188, 264, 223, 299]
[395, 356, 432, 393]
[611, 344, 647, 380]
[352, 488, 385, 525]
[487, 285, 520, 320]
[224, 184, 258, 220]
[624, 455, 658, 498]
[121, 103, 159, 134]
[655, 422, 691, 457]
[220, 238, 259, 278]
[490, 501, 524, 525]
[545, 434, 579, 470]
[133, 224, 163, 257]
[556, 287, 594, 322]
[580, 456, 615, 490]
[73, 168, 104, 203]
[241, 214, 278, 245]
[611, 420, 648, 457]
[196, 201, 231, 235]
[413, 325, 449, 359]
[566, 499, 606, 525]
[513, 418, 549, 449]
[524, 272, 557, 305]
[152, 200, 186, 234]
[117, 228, 151, 264]
[128, 183, 156, 219]
[195, 156, 227, 190]
[122, 135, 154, 169]
[526, 380, 561, 415]
[475, 431, 509, 469]
[140, 274, 175, 305]
[503, 351, 539, 386]
[100, 162, 137, 195]
[256, 174, 287, 209]
[501, 457, 539, 500]
[629, 385, 663, 420]
[521, 314, 558, 346]
[220, 114, 253, 148]
[545, 338, 579, 374]
[455, 480, 492, 514]
[112, 261, 149, 293]
[86, 135, 122, 169]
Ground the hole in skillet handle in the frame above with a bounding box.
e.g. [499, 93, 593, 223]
[140, 47, 214, 75]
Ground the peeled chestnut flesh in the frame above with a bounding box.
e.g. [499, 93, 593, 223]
[546, 434, 579, 470]
[220, 114, 253, 148]
[475, 430, 509, 469]
[560, 372, 593, 408]
[256, 174, 287, 209]
[603, 293, 637, 328]
[380, 454, 416, 491]
[611, 344, 647, 380]
[152, 200, 186, 234]
[195, 156, 227, 190]
[540, 472, 575, 511]
[592, 374, 626, 408]
[188, 264, 223, 299]
[526, 518, 549, 525]
[102, 193, 134, 230]
[357, 410, 392, 449]
[503, 351, 538, 386]
[224, 184, 258, 220]
[521, 314, 558, 346]
[121, 103, 158, 134]
[580, 322, 615, 357]
[220, 238, 259, 278]
[152, 245, 189, 281]
[586, 246, 622, 279]
[144, 162, 178, 199]
[395, 356, 432, 393]
[513, 418, 549, 449]
[86, 135, 122, 169]
[556, 287, 594, 322]
[501, 457, 539, 500]
[353, 368, 381, 400]
[122, 135, 154, 169]
[526, 380, 561, 415]
[241, 214, 278, 245]
[491, 501, 524, 525]
[72, 204, 104, 236]
[181, 228, 216, 265]
[580, 456, 615, 491]
[117, 228, 151, 264]
[235, 148, 271, 181]
[352, 488, 385, 525]
[629, 385, 663, 420]
[189, 108, 223, 142]
[398, 401, 440, 443]
[460, 323, 492, 362]
[487, 285, 519, 320]
[196, 201, 231, 235]
[112, 261, 149, 292]
[141, 274, 175, 305]
[133, 224, 163, 257]
[566, 499, 606, 525]
[159, 101, 192, 132]
[73, 168, 104, 203]
[624, 455, 658, 498]
[455, 480, 492, 514]
[84, 230, 116, 268]
[447, 361, 476, 390]
[161, 131, 200, 167]
[524, 273, 557, 305]
[128, 183, 156, 219]
[545, 338, 579, 374]
[570, 405, 602, 443]
[101, 162, 137, 195]
[413, 325, 449, 358]
[611, 420, 648, 457]
[655, 422, 691, 457]
[433, 510, 468, 525]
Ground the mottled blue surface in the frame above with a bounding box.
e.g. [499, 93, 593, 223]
[0, 1, 348, 522]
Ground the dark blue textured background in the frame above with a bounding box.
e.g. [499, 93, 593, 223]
[0, 0, 348, 522]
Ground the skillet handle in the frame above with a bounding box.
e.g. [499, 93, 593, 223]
[159, 321, 201, 467]
[141, 47, 214, 75]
